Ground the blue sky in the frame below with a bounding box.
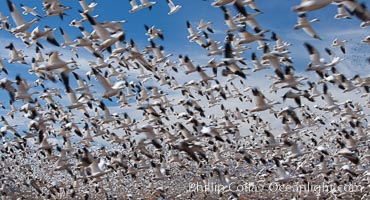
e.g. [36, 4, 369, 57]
[0, 0, 369, 141]
[0, 1, 368, 72]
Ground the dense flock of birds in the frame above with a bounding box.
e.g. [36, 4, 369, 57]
[0, 0, 369, 199]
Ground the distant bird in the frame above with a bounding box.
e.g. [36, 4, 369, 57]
[78, 0, 98, 14]
[166, 0, 182, 15]
[250, 88, 280, 112]
[91, 68, 125, 99]
[7, 0, 40, 34]
[241, 0, 261, 12]
[293, 0, 332, 13]
[138, 0, 157, 10]
[294, 14, 321, 40]
[5, 43, 27, 64]
[20, 4, 42, 18]
[128, 0, 143, 13]
[361, 35, 370, 44]
[304, 43, 341, 71]
[186, 20, 200, 42]
[197, 19, 213, 33]
[334, 4, 352, 19]
[144, 24, 164, 41]
[331, 38, 347, 54]
[251, 52, 268, 72]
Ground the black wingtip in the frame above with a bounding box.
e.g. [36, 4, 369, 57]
[7, 0, 14, 12]
[47, 37, 60, 47]
[59, 27, 64, 35]
[304, 42, 314, 54]
[186, 20, 191, 28]
[85, 13, 96, 25]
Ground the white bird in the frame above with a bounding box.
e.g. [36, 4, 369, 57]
[166, 0, 181, 15]
[20, 4, 42, 18]
[332, 38, 347, 54]
[197, 19, 213, 33]
[236, 26, 269, 44]
[304, 43, 340, 72]
[294, 14, 321, 40]
[222, 7, 240, 32]
[59, 27, 75, 48]
[42, 51, 76, 74]
[30, 26, 60, 47]
[5, 43, 27, 64]
[180, 55, 197, 75]
[250, 88, 280, 112]
[128, 0, 142, 13]
[97, 101, 115, 124]
[251, 52, 268, 72]
[334, 4, 352, 19]
[78, 0, 98, 14]
[362, 35, 370, 44]
[241, 0, 261, 12]
[7, 0, 40, 34]
[144, 24, 164, 41]
[85, 13, 124, 54]
[293, 0, 332, 13]
[0, 116, 20, 138]
[186, 20, 200, 42]
[91, 68, 125, 99]
[273, 157, 293, 183]
[65, 86, 87, 111]
[14, 75, 38, 103]
[139, 0, 156, 10]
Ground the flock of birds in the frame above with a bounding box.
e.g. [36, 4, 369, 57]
[0, 0, 369, 199]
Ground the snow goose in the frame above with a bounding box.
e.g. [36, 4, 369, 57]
[304, 43, 340, 72]
[166, 0, 181, 15]
[136, 125, 162, 149]
[334, 4, 352, 19]
[144, 24, 163, 41]
[5, 43, 27, 64]
[251, 52, 268, 72]
[320, 83, 340, 113]
[186, 21, 200, 42]
[197, 19, 213, 33]
[97, 101, 116, 124]
[241, 0, 261, 12]
[91, 68, 125, 99]
[42, 51, 76, 73]
[340, 1, 370, 27]
[148, 41, 172, 63]
[139, 0, 156, 10]
[128, 0, 142, 13]
[7, 0, 40, 34]
[84, 13, 123, 53]
[30, 26, 60, 47]
[273, 157, 294, 183]
[362, 35, 370, 44]
[294, 14, 321, 40]
[0, 58, 8, 75]
[236, 25, 269, 45]
[222, 7, 240, 32]
[20, 4, 42, 18]
[65, 86, 85, 110]
[293, 0, 332, 13]
[0, 116, 21, 138]
[331, 38, 347, 54]
[59, 27, 75, 48]
[78, 0, 98, 14]
[250, 88, 280, 112]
